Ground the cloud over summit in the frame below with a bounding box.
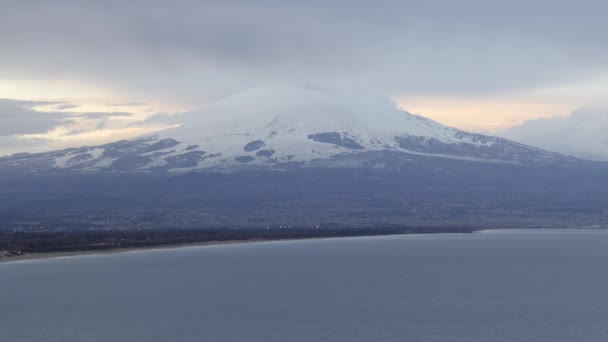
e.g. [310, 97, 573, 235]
[3, 0, 608, 103]
[2, 1, 608, 156]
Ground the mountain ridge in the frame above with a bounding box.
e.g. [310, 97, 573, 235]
[0, 85, 585, 174]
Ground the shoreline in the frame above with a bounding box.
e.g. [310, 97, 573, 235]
[0, 238, 285, 264]
[4, 227, 603, 265]
[0, 231, 474, 264]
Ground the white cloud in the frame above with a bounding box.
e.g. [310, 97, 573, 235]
[3, 1, 608, 156]
[0, 98, 172, 156]
[500, 109, 608, 161]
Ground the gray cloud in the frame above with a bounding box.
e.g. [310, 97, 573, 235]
[0, 99, 71, 136]
[0, 98, 135, 140]
[0, 135, 51, 156]
[55, 104, 80, 110]
[75, 112, 133, 120]
[61, 128, 91, 137]
[0, 98, 59, 108]
[3, 1, 608, 103]
[74, 111, 135, 131]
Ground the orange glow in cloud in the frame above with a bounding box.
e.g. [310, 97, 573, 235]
[0, 78, 188, 155]
[0, 78, 187, 115]
[394, 96, 576, 132]
[0, 79, 115, 103]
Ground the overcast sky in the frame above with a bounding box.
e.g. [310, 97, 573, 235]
[2, 0, 608, 155]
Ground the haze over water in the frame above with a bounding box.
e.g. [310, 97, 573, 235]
[2, 229, 608, 342]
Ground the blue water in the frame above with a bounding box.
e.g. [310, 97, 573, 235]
[2, 229, 608, 342]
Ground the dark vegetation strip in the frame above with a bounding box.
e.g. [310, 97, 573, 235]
[0, 226, 474, 257]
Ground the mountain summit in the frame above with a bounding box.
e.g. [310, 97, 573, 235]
[0, 85, 606, 228]
[0, 85, 579, 174]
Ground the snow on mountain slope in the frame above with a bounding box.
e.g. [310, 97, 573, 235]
[0, 85, 580, 174]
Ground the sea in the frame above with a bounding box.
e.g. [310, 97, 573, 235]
[2, 229, 608, 342]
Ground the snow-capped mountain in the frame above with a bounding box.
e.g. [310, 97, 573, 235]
[2, 85, 608, 229]
[0, 85, 580, 174]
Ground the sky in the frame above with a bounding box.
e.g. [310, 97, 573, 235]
[501, 108, 608, 161]
[1, 0, 608, 157]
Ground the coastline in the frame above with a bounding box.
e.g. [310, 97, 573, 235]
[0, 238, 278, 264]
[0, 230, 474, 264]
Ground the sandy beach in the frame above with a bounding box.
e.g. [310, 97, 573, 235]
[0, 229, 476, 265]
[0, 239, 271, 264]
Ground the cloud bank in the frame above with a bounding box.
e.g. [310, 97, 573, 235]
[501, 109, 608, 161]
[3, 0, 608, 103]
[0, 98, 170, 155]
[0, 99, 71, 136]
[2, 1, 608, 155]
